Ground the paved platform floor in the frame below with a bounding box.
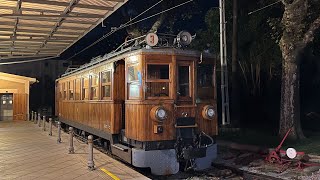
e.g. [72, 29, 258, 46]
[0, 121, 149, 180]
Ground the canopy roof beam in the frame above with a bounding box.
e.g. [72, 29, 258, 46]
[6, 0, 114, 11]
[36, 0, 80, 55]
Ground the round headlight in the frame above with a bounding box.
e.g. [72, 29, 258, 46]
[207, 108, 215, 118]
[202, 105, 215, 120]
[150, 106, 167, 121]
[156, 108, 166, 120]
[156, 108, 167, 120]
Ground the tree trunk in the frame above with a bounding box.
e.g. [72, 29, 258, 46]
[279, 1, 307, 140]
[279, 52, 304, 140]
[231, 0, 240, 127]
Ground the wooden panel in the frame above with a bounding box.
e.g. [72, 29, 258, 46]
[125, 103, 175, 141]
[113, 61, 125, 101]
[196, 103, 218, 136]
[59, 101, 122, 134]
[13, 93, 27, 121]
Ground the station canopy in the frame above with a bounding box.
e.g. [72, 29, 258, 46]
[0, 0, 127, 59]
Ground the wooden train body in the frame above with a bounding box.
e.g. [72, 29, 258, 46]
[56, 47, 217, 175]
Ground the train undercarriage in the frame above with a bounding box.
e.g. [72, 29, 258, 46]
[59, 117, 217, 175]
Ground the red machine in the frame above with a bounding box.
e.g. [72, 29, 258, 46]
[266, 128, 320, 170]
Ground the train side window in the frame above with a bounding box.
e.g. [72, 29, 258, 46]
[63, 83, 67, 100]
[90, 74, 99, 100]
[197, 64, 214, 99]
[75, 79, 81, 100]
[127, 65, 140, 99]
[69, 81, 74, 100]
[101, 71, 112, 99]
[59, 83, 63, 100]
[81, 77, 89, 100]
[146, 64, 170, 98]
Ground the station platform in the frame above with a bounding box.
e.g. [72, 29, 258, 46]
[0, 121, 149, 180]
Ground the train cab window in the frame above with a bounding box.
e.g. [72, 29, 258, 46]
[81, 77, 89, 100]
[178, 65, 191, 99]
[69, 81, 74, 100]
[146, 64, 170, 98]
[127, 65, 140, 99]
[101, 71, 112, 99]
[197, 64, 214, 99]
[90, 74, 99, 100]
[128, 66, 139, 81]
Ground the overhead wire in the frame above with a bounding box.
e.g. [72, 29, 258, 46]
[248, 0, 281, 15]
[66, 0, 194, 61]
[0, 56, 58, 65]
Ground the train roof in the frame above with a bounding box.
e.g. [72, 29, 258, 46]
[59, 47, 215, 79]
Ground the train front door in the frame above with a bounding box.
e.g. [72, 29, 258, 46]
[175, 61, 196, 119]
[0, 93, 13, 121]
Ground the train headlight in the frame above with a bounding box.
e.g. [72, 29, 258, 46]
[202, 105, 215, 120]
[150, 106, 167, 121]
[156, 108, 167, 120]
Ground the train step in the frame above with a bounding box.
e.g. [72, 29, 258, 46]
[111, 143, 132, 164]
[112, 143, 129, 152]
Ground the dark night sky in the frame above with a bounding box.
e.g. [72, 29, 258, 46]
[59, 0, 218, 64]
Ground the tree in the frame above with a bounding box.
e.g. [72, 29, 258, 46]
[278, 0, 320, 140]
[231, 0, 240, 127]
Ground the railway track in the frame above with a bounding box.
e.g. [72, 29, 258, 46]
[66, 128, 282, 180]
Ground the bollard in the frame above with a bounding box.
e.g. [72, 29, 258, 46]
[42, 116, 46, 131]
[31, 111, 33, 121]
[37, 113, 41, 127]
[49, 118, 52, 136]
[57, 121, 61, 143]
[34, 112, 37, 124]
[68, 127, 75, 154]
[87, 135, 95, 170]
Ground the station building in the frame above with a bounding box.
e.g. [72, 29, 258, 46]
[0, 72, 36, 121]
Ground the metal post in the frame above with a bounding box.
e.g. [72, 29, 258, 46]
[219, 0, 231, 125]
[49, 118, 53, 136]
[68, 127, 75, 154]
[42, 116, 46, 131]
[57, 121, 61, 143]
[87, 135, 95, 170]
[37, 113, 41, 127]
[34, 112, 37, 124]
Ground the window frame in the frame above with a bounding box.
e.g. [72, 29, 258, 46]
[145, 63, 171, 99]
[75, 79, 81, 100]
[68, 80, 74, 100]
[63, 82, 67, 100]
[127, 63, 141, 100]
[177, 61, 193, 102]
[197, 63, 215, 100]
[101, 70, 112, 100]
[89, 74, 99, 100]
[81, 77, 89, 100]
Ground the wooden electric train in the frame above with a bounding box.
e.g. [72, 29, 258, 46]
[55, 32, 217, 175]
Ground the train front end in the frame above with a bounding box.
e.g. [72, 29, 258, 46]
[124, 48, 217, 175]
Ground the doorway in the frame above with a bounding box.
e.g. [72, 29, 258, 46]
[0, 93, 13, 121]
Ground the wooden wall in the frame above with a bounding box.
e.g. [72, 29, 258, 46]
[13, 93, 28, 121]
[59, 101, 122, 134]
[57, 60, 125, 134]
[0, 79, 28, 121]
[125, 102, 175, 141]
